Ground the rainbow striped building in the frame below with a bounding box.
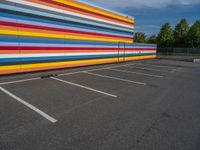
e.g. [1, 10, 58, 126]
[0, 0, 156, 75]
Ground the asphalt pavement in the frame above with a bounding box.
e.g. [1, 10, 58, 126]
[0, 59, 200, 150]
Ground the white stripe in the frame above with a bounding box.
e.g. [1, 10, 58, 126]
[0, 52, 156, 58]
[0, 86, 57, 123]
[0, 16, 131, 37]
[5, 17, 130, 37]
[17, 43, 117, 48]
[0, 42, 19, 46]
[77, 0, 134, 19]
[108, 68, 163, 78]
[126, 46, 156, 48]
[0, 78, 40, 85]
[140, 51, 156, 54]
[84, 72, 146, 85]
[5, 0, 133, 30]
[0, 52, 118, 58]
[51, 77, 117, 98]
[0, 43, 156, 49]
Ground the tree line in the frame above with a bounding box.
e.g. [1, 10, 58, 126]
[134, 19, 200, 48]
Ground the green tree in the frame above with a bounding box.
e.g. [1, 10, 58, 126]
[147, 35, 157, 44]
[174, 19, 190, 47]
[187, 20, 200, 48]
[134, 32, 146, 43]
[157, 23, 174, 48]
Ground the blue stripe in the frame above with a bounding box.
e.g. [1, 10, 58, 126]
[0, 37, 156, 48]
[0, 5, 133, 33]
[0, 4, 133, 31]
[0, 36, 118, 46]
[0, 12, 133, 37]
[0, 53, 156, 63]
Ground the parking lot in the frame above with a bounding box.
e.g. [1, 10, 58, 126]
[1, 59, 200, 150]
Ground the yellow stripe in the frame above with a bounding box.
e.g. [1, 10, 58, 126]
[0, 55, 156, 71]
[0, 57, 116, 70]
[0, 65, 21, 71]
[53, 0, 134, 23]
[125, 55, 156, 61]
[0, 29, 132, 43]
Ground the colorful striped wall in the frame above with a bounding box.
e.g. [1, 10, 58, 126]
[0, 0, 156, 75]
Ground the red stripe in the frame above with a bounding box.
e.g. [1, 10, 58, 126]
[0, 21, 132, 39]
[0, 46, 117, 50]
[0, 46, 156, 51]
[40, 0, 133, 26]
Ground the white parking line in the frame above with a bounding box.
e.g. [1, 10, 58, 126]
[0, 65, 131, 86]
[0, 67, 113, 86]
[51, 77, 117, 98]
[0, 86, 57, 123]
[58, 64, 129, 77]
[58, 67, 109, 76]
[84, 71, 146, 85]
[0, 62, 169, 86]
[134, 63, 180, 69]
[127, 65, 174, 73]
[0, 77, 41, 85]
[108, 68, 163, 78]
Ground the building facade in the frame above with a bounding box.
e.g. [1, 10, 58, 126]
[0, 0, 156, 75]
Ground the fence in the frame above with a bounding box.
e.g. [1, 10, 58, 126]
[157, 48, 200, 55]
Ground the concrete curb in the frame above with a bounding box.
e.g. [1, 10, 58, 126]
[157, 55, 200, 63]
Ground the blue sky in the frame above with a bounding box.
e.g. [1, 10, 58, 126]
[78, 0, 200, 36]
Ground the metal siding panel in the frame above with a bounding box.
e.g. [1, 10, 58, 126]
[0, 0, 157, 75]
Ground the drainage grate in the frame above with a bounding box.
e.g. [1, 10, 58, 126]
[41, 74, 58, 79]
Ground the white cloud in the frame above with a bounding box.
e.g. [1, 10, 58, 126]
[78, 0, 200, 9]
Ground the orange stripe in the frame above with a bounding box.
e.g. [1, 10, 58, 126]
[66, 0, 133, 23]
[26, 0, 133, 27]
[0, 59, 118, 75]
[0, 50, 20, 54]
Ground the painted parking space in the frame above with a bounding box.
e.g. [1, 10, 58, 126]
[84, 66, 166, 85]
[1, 78, 118, 122]
[56, 73, 128, 94]
[107, 68, 164, 78]
[0, 86, 57, 123]
[0, 90, 51, 136]
[0, 60, 178, 122]
[133, 62, 181, 70]
[0, 60, 173, 125]
[112, 65, 168, 76]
